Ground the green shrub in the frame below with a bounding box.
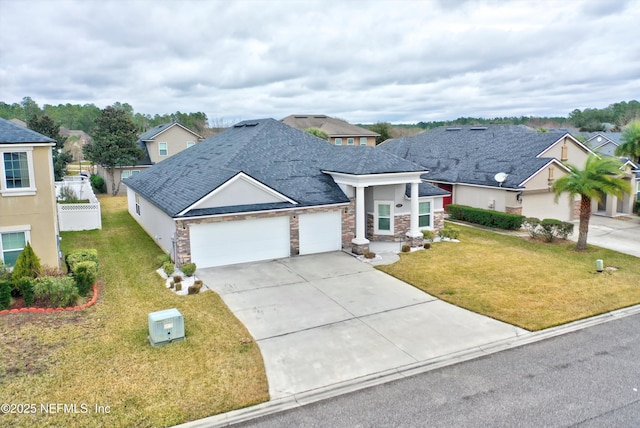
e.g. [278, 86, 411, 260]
[163, 262, 175, 276]
[73, 261, 97, 296]
[90, 174, 106, 193]
[12, 242, 41, 280]
[540, 219, 562, 242]
[557, 222, 575, 240]
[421, 230, 435, 241]
[0, 280, 11, 310]
[15, 277, 34, 307]
[157, 254, 171, 267]
[0, 262, 10, 281]
[634, 200, 640, 214]
[523, 217, 541, 239]
[181, 262, 196, 277]
[66, 249, 99, 272]
[58, 185, 79, 203]
[439, 227, 460, 240]
[446, 204, 524, 230]
[401, 245, 411, 253]
[33, 276, 79, 308]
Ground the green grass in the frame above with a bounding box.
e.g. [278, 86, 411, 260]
[0, 196, 268, 427]
[378, 223, 640, 331]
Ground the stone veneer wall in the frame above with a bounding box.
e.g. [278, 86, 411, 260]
[174, 203, 354, 266]
[572, 199, 581, 220]
[366, 211, 446, 244]
[505, 206, 523, 215]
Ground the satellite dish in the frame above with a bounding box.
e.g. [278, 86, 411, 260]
[494, 172, 508, 187]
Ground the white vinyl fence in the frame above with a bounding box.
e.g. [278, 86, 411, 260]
[56, 176, 102, 231]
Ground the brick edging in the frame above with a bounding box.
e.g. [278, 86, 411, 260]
[0, 283, 99, 315]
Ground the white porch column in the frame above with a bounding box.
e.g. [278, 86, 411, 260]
[352, 185, 369, 245]
[407, 181, 421, 238]
[605, 194, 617, 216]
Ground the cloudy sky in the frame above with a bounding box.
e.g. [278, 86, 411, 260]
[1, 0, 639, 124]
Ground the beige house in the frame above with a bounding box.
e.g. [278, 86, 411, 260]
[380, 125, 637, 221]
[99, 122, 203, 195]
[0, 118, 59, 267]
[282, 115, 379, 146]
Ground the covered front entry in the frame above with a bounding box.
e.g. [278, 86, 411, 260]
[298, 211, 342, 255]
[190, 216, 290, 267]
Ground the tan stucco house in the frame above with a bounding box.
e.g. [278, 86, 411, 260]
[380, 125, 637, 221]
[282, 115, 379, 146]
[124, 119, 448, 268]
[0, 118, 59, 267]
[99, 122, 203, 195]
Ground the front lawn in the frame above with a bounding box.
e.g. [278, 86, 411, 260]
[378, 224, 640, 331]
[0, 196, 268, 427]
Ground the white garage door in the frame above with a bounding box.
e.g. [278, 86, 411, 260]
[190, 217, 290, 267]
[299, 211, 342, 255]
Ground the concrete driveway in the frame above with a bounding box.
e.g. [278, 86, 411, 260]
[198, 252, 526, 399]
[572, 215, 640, 258]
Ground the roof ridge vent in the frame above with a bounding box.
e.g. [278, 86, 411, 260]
[470, 126, 488, 130]
[446, 127, 461, 131]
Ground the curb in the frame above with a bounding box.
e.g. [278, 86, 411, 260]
[173, 303, 640, 428]
[0, 283, 99, 315]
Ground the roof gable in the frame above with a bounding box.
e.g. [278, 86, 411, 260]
[139, 122, 202, 142]
[178, 172, 297, 215]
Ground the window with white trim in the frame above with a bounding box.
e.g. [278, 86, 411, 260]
[121, 170, 140, 180]
[1, 148, 36, 195]
[335, 138, 342, 145]
[187, 141, 195, 148]
[375, 201, 393, 234]
[360, 137, 367, 146]
[135, 193, 141, 216]
[419, 201, 431, 228]
[0, 230, 28, 267]
[159, 142, 168, 156]
[347, 138, 354, 145]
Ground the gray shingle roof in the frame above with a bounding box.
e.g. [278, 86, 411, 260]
[379, 125, 572, 189]
[126, 118, 424, 218]
[0, 117, 56, 144]
[282, 115, 379, 137]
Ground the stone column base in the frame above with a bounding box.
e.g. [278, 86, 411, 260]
[352, 242, 370, 255]
[407, 235, 424, 248]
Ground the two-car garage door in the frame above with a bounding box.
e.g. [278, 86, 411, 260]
[189, 211, 343, 267]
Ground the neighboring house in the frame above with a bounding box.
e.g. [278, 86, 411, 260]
[282, 114, 379, 146]
[9, 118, 27, 128]
[124, 119, 448, 268]
[99, 122, 203, 195]
[60, 127, 92, 161]
[379, 125, 637, 221]
[0, 118, 59, 267]
[584, 132, 623, 158]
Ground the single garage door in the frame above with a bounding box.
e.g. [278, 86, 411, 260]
[299, 211, 342, 255]
[190, 217, 290, 267]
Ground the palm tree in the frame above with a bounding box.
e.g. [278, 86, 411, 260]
[615, 120, 640, 163]
[553, 155, 631, 250]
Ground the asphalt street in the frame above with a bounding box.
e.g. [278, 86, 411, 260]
[236, 312, 640, 428]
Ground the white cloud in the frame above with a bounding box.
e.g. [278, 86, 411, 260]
[0, 0, 638, 124]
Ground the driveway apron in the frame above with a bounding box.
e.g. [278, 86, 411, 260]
[197, 252, 526, 399]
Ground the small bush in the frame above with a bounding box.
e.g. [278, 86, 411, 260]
[447, 204, 524, 230]
[66, 249, 98, 272]
[37, 265, 67, 277]
[15, 277, 34, 307]
[74, 261, 97, 296]
[90, 174, 106, 193]
[12, 242, 41, 280]
[181, 263, 196, 277]
[557, 222, 575, 240]
[175, 282, 182, 292]
[157, 254, 171, 267]
[439, 227, 460, 240]
[0, 280, 11, 310]
[363, 251, 376, 259]
[540, 219, 562, 242]
[0, 262, 10, 281]
[523, 217, 541, 239]
[173, 275, 183, 283]
[421, 230, 435, 241]
[188, 280, 204, 295]
[33, 276, 79, 308]
[163, 262, 175, 276]
[58, 185, 79, 203]
[423, 243, 431, 249]
[401, 245, 411, 253]
[169, 281, 175, 289]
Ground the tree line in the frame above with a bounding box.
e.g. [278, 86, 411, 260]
[0, 97, 210, 135]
